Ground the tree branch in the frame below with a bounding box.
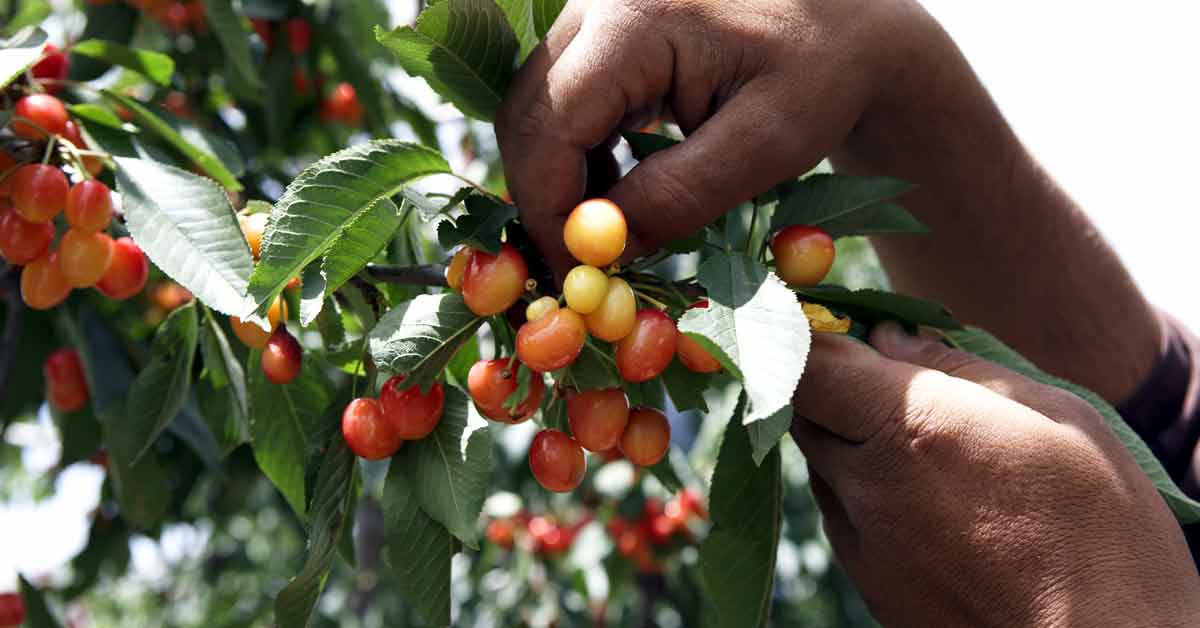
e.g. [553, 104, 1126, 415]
[364, 264, 447, 287]
[0, 266, 25, 435]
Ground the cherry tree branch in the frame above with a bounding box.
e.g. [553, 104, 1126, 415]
[0, 266, 25, 436]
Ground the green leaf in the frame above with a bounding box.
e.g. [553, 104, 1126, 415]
[382, 457, 456, 627]
[561, 339, 621, 392]
[375, 0, 519, 122]
[19, 574, 63, 628]
[436, 193, 518, 254]
[68, 103, 127, 130]
[405, 186, 470, 222]
[197, 308, 250, 455]
[445, 334, 480, 388]
[746, 405, 791, 466]
[495, 0, 540, 59]
[69, 2, 137, 81]
[700, 403, 782, 628]
[247, 140, 450, 316]
[103, 92, 243, 191]
[114, 157, 257, 318]
[275, 437, 358, 628]
[202, 0, 265, 101]
[531, 0, 567, 39]
[0, 26, 46, 89]
[946, 326, 1200, 524]
[167, 403, 223, 468]
[502, 364, 535, 412]
[795, 285, 961, 330]
[54, 405, 104, 468]
[396, 386, 491, 548]
[249, 351, 336, 519]
[126, 302, 199, 462]
[70, 39, 175, 86]
[368, 293, 483, 393]
[660, 358, 711, 413]
[770, 174, 925, 238]
[622, 131, 678, 160]
[678, 252, 810, 427]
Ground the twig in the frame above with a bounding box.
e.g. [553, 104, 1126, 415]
[0, 267, 25, 436]
[364, 263, 447, 287]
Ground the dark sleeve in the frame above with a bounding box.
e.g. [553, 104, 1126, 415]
[1115, 313, 1200, 561]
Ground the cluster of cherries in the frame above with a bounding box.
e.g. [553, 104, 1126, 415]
[484, 511, 593, 556]
[0, 591, 23, 628]
[249, 16, 363, 126]
[606, 489, 707, 573]
[1, 89, 151, 311]
[115, 0, 210, 35]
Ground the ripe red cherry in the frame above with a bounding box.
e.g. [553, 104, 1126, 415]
[165, 2, 190, 32]
[250, 18, 272, 44]
[676, 300, 722, 373]
[66, 180, 114, 231]
[467, 359, 545, 423]
[770, 225, 836, 287]
[12, 94, 69, 140]
[462, 244, 528, 316]
[341, 397, 403, 460]
[0, 206, 54, 264]
[614, 309, 678, 383]
[486, 518, 515, 548]
[286, 18, 311, 54]
[321, 82, 363, 126]
[0, 591, 25, 628]
[59, 229, 115, 288]
[262, 326, 302, 384]
[10, 163, 68, 223]
[619, 407, 671, 466]
[32, 44, 69, 93]
[515, 307, 587, 372]
[44, 347, 88, 412]
[96, 237, 150, 300]
[566, 388, 630, 452]
[528, 429, 586, 492]
[20, 251, 71, 310]
[380, 376, 445, 440]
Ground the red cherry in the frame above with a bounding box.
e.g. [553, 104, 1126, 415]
[466, 359, 545, 423]
[614, 309, 678, 383]
[12, 94, 69, 140]
[320, 82, 363, 126]
[250, 18, 272, 45]
[10, 163, 68, 223]
[0, 205, 54, 264]
[44, 347, 88, 412]
[618, 407, 670, 466]
[677, 300, 722, 373]
[461, 244, 528, 317]
[770, 225, 836, 287]
[566, 388, 630, 452]
[528, 429, 586, 492]
[341, 397, 403, 460]
[515, 307, 587, 372]
[165, 2, 189, 33]
[486, 519, 515, 548]
[0, 591, 25, 628]
[65, 180, 114, 231]
[379, 376, 445, 440]
[32, 44, 69, 91]
[96, 237, 150, 300]
[262, 326, 302, 384]
[286, 18, 311, 54]
[20, 251, 72, 310]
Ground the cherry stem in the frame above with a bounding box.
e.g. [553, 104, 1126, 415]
[632, 289, 669, 311]
[40, 135, 56, 164]
[363, 263, 447, 287]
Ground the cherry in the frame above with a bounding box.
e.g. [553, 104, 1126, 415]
[286, 17, 311, 54]
[618, 407, 671, 466]
[341, 397, 403, 460]
[291, 67, 311, 96]
[96, 237, 150, 300]
[584, 276, 636, 342]
[528, 429, 586, 492]
[679, 488, 707, 520]
[676, 300, 722, 373]
[44, 347, 88, 412]
[321, 83, 363, 126]
[10, 163, 68, 223]
[770, 225, 835, 287]
[563, 265, 609, 314]
[462, 244, 528, 316]
[65, 180, 114, 231]
[614, 309, 677, 382]
[59, 229, 115, 288]
[380, 376, 445, 440]
[516, 308, 587, 372]
[230, 296, 287, 349]
[566, 388, 630, 452]
[467, 358, 545, 423]
[444, 246, 473, 291]
[250, 18, 272, 45]
[239, 212, 268, 259]
[563, 198, 627, 267]
[165, 2, 189, 32]
[32, 44, 69, 93]
[0, 591, 24, 628]
[261, 326, 302, 385]
[486, 518, 516, 549]
[186, 2, 207, 32]
[0, 205, 54, 264]
[12, 93, 69, 140]
[20, 251, 71, 310]
[62, 121, 104, 176]
[525, 295, 559, 322]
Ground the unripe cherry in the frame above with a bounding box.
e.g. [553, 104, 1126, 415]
[379, 376, 445, 440]
[515, 307, 587, 372]
[525, 296, 559, 322]
[770, 225, 835, 287]
[467, 358, 545, 423]
[614, 309, 677, 382]
[445, 246, 473, 291]
[20, 251, 71, 310]
[66, 180, 114, 231]
[59, 229, 115, 288]
[563, 265, 609, 314]
[12, 93, 69, 140]
[584, 276, 636, 342]
[563, 198, 626, 267]
[566, 388, 630, 452]
[44, 347, 88, 412]
[261, 326, 302, 385]
[676, 300, 722, 373]
[342, 397, 403, 460]
[0, 206, 54, 264]
[619, 407, 670, 466]
[10, 163, 68, 223]
[96, 237, 150, 300]
[462, 244, 528, 316]
[528, 429, 586, 492]
[230, 296, 288, 349]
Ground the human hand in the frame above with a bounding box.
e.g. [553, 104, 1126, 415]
[496, 0, 942, 276]
[792, 322, 1200, 627]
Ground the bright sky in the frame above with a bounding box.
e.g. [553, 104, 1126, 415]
[5, 0, 1200, 591]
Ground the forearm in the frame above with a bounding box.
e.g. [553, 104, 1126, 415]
[831, 5, 1161, 403]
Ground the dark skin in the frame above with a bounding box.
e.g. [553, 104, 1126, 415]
[497, 0, 1200, 625]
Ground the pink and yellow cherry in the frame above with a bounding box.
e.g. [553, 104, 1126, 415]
[563, 265, 608, 314]
[96, 237, 150, 300]
[379, 376, 445, 440]
[462, 244, 528, 316]
[467, 358, 545, 423]
[65, 180, 114, 231]
[445, 246, 473, 291]
[619, 407, 670, 466]
[566, 388, 630, 452]
[563, 198, 627, 267]
[516, 307, 587, 372]
[44, 347, 88, 412]
[239, 212, 268, 259]
[0, 206, 54, 264]
[20, 251, 71, 310]
[10, 163, 68, 223]
[261, 326, 302, 385]
[614, 309, 677, 382]
[529, 429, 586, 492]
[59, 229, 114, 288]
[342, 398, 403, 460]
[770, 225, 835, 287]
[229, 296, 288, 350]
[584, 276, 636, 342]
[676, 300, 722, 373]
[12, 94, 69, 140]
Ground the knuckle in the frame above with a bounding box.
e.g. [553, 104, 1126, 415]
[629, 158, 706, 229]
[916, 343, 982, 377]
